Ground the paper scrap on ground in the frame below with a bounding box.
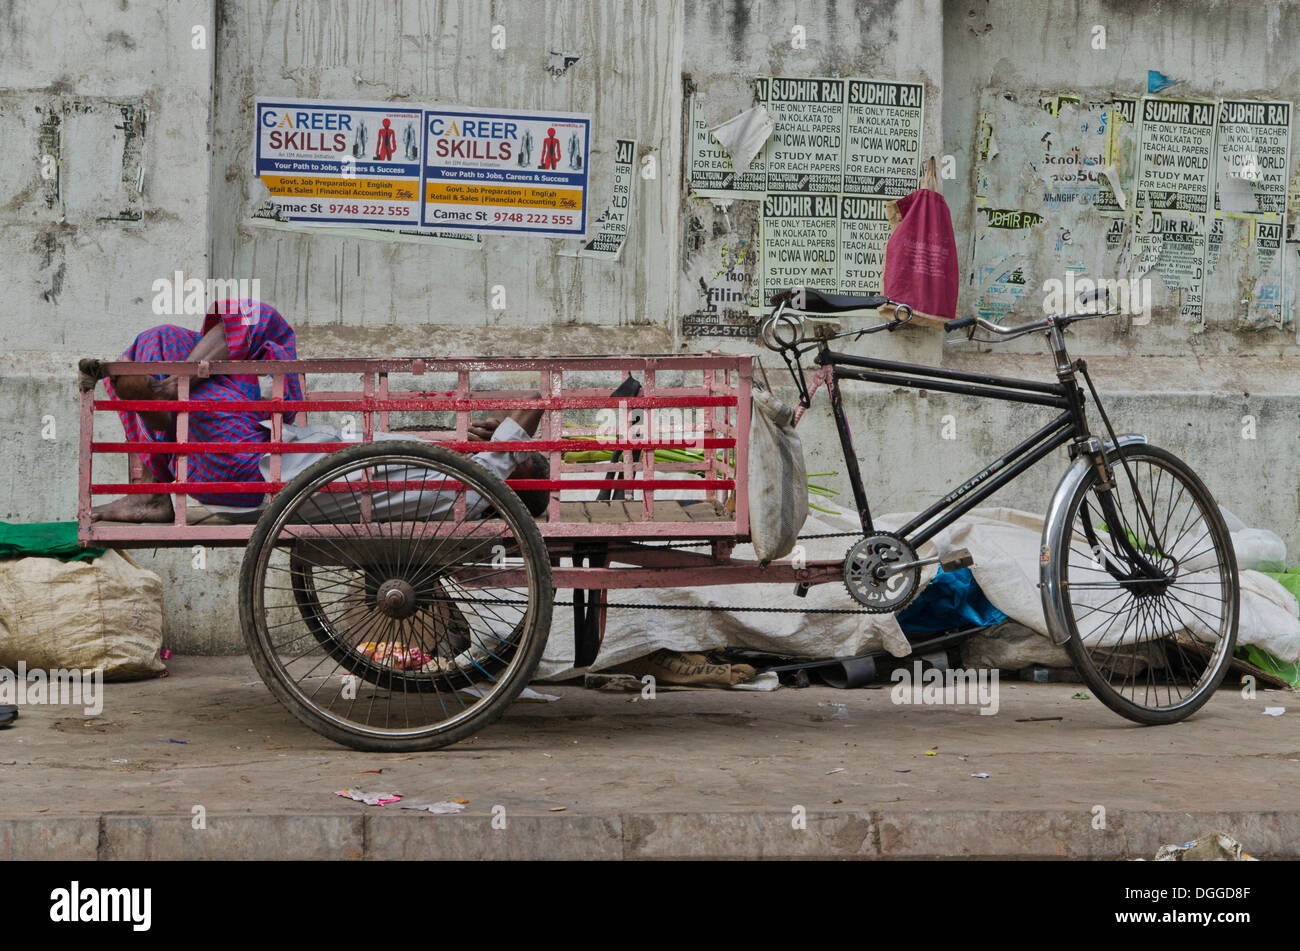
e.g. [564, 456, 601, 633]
[462, 686, 560, 702]
[400, 800, 467, 815]
[335, 788, 402, 806]
[1263, 707, 1286, 716]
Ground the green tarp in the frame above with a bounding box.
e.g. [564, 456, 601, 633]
[0, 521, 105, 562]
[1254, 567, 1300, 687]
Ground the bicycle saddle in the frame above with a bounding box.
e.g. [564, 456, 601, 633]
[770, 287, 889, 314]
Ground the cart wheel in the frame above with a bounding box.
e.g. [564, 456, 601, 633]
[239, 441, 553, 752]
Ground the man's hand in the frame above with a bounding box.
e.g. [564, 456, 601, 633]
[149, 375, 180, 400]
[467, 417, 502, 441]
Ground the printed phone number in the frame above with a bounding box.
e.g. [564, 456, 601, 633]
[493, 212, 576, 225]
[328, 204, 412, 216]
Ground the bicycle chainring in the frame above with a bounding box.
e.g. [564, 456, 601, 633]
[842, 531, 922, 612]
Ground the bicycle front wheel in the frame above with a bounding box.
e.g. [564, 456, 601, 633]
[1046, 444, 1239, 724]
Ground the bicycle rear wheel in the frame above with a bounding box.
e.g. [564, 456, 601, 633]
[1046, 444, 1238, 724]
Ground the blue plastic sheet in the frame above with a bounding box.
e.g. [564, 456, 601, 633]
[897, 567, 1006, 634]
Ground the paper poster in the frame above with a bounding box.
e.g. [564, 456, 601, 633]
[1150, 212, 1210, 328]
[764, 78, 846, 194]
[688, 95, 766, 199]
[1095, 98, 1139, 214]
[1134, 97, 1217, 215]
[255, 99, 424, 226]
[841, 80, 924, 198]
[761, 193, 839, 292]
[837, 196, 892, 294]
[420, 106, 590, 237]
[561, 139, 635, 260]
[1215, 100, 1291, 216]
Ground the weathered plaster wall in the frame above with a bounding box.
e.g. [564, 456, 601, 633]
[943, 0, 1300, 356]
[208, 0, 684, 358]
[0, 0, 1294, 655]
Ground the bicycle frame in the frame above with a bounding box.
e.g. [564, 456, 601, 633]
[768, 303, 1172, 594]
[815, 344, 1085, 548]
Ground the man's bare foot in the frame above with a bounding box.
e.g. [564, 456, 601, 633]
[91, 492, 174, 523]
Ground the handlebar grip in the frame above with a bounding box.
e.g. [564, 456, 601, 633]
[946, 316, 976, 333]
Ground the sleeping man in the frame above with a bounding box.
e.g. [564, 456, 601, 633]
[90, 300, 548, 523]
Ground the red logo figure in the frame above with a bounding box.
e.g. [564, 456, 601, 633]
[374, 118, 396, 161]
[540, 127, 562, 170]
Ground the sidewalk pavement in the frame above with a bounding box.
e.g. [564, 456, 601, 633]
[1, 655, 1296, 860]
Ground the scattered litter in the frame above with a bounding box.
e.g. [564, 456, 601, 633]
[826, 767, 845, 775]
[895, 768, 911, 773]
[1154, 830, 1256, 861]
[1015, 716, 1063, 722]
[1263, 707, 1286, 716]
[37, 807, 48, 813]
[160, 648, 172, 660]
[971, 772, 991, 779]
[1072, 691, 1091, 700]
[356, 768, 383, 774]
[110, 759, 128, 764]
[166, 739, 188, 744]
[583, 673, 641, 692]
[463, 685, 560, 703]
[240, 776, 250, 783]
[549, 806, 567, 812]
[832, 798, 843, 804]
[0, 760, 15, 765]
[731, 671, 780, 692]
[335, 787, 402, 806]
[400, 799, 465, 815]
[924, 747, 938, 756]
[814, 701, 849, 722]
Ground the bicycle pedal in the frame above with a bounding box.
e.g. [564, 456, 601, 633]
[939, 548, 974, 571]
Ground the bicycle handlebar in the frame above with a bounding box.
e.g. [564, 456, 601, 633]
[945, 310, 1119, 340]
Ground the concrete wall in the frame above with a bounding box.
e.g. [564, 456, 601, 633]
[0, 0, 1295, 654]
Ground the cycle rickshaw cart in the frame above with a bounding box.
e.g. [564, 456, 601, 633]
[78, 292, 1240, 751]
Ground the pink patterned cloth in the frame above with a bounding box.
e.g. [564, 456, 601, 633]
[104, 300, 302, 506]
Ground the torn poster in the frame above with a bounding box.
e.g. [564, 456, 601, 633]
[688, 93, 766, 198]
[710, 106, 773, 178]
[1096, 98, 1139, 214]
[1215, 100, 1290, 216]
[560, 139, 635, 260]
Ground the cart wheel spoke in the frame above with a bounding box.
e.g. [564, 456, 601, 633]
[240, 441, 552, 752]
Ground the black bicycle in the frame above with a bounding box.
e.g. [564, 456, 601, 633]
[761, 287, 1240, 725]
